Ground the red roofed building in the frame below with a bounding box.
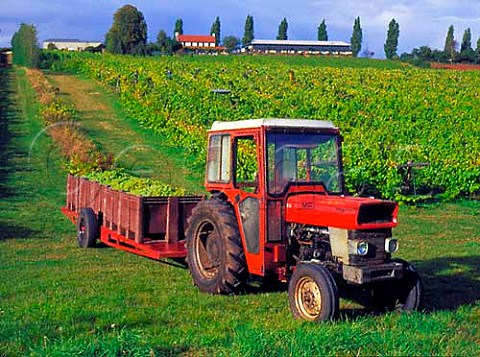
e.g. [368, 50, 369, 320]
[175, 33, 225, 53]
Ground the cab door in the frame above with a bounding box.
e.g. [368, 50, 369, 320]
[232, 134, 265, 276]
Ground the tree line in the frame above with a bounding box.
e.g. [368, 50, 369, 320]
[9, 4, 480, 67]
[104, 5, 254, 55]
[104, 6, 368, 57]
[401, 25, 480, 65]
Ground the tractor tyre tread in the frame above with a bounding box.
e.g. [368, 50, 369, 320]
[186, 198, 247, 295]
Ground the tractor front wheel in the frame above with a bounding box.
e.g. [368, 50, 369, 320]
[288, 264, 339, 322]
[372, 259, 423, 312]
[186, 199, 247, 295]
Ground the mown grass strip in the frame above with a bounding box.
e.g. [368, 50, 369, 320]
[24, 68, 193, 196]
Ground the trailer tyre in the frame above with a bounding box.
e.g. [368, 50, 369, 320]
[288, 264, 339, 322]
[77, 207, 98, 248]
[186, 199, 247, 295]
[372, 259, 423, 312]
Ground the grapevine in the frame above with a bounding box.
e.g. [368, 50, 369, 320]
[51, 54, 480, 200]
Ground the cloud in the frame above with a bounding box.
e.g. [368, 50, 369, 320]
[439, 16, 480, 23]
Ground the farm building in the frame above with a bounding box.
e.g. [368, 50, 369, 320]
[42, 39, 103, 51]
[246, 39, 352, 55]
[0, 50, 13, 66]
[175, 33, 225, 53]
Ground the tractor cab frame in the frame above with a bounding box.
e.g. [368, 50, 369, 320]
[205, 119, 343, 279]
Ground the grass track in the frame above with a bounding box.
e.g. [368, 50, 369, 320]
[46, 72, 203, 193]
[0, 66, 479, 356]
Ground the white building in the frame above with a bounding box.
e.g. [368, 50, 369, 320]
[42, 39, 103, 51]
[246, 39, 352, 56]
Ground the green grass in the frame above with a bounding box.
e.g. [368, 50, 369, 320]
[0, 66, 479, 356]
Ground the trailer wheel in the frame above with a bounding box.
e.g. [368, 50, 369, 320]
[372, 259, 423, 312]
[288, 264, 339, 322]
[77, 207, 98, 248]
[186, 199, 247, 295]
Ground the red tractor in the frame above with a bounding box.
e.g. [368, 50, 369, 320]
[186, 118, 422, 321]
[64, 118, 423, 322]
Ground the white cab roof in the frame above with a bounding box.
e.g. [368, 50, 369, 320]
[209, 118, 337, 132]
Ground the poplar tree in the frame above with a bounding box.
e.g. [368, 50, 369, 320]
[384, 18, 400, 59]
[350, 17, 362, 57]
[242, 15, 254, 46]
[444, 25, 455, 61]
[459, 28, 475, 62]
[460, 28, 472, 53]
[174, 18, 184, 37]
[317, 19, 328, 41]
[476, 37, 480, 64]
[210, 16, 221, 45]
[277, 18, 288, 40]
[11, 23, 40, 67]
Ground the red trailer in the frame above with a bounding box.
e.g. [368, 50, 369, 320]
[62, 175, 203, 259]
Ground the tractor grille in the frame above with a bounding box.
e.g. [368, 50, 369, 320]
[348, 229, 391, 266]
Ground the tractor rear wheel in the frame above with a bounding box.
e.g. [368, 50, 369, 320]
[288, 264, 339, 322]
[372, 259, 423, 312]
[77, 207, 98, 248]
[186, 199, 247, 295]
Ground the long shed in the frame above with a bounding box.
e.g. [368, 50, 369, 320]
[247, 39, 352, 55]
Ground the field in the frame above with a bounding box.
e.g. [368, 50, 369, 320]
[0, 55, 479, 356]
[52, 53, 480, 201]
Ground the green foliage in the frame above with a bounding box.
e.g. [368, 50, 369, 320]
[105, 5, 147, 55]
[384, 19, 400, 60]
[223, 36, 240, 53]
[83, 169, 189, 196]
[174, 18, 183, 36]
[39, 50, 63, 70]
[47, 42, 58, 50]
[317, 19, 328, 41]
[444, 25, 456, 61]
[401, 46, 451, 66]
[156, 29, 173, 55]
[40, 101, 77, 125]
[460, 28, 472, 53]
[476, 37, 480, 64]
[11, 23, 40, 67]
[235, 138, 258, 183]
[210, 16, 221, 46]
[458, 28, 475, 62]
[277, 18, 288, 40]
[350, 17, 363, 57]
[52, 53, 479, 201]
[242, 15, 254, 46]
[403, 28, 476, 65]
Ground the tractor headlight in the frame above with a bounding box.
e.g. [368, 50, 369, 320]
[356, 241, 369, 256]
[385, 238, 399, 253]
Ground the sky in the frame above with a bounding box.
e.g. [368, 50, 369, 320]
[1, 0, 480, 58]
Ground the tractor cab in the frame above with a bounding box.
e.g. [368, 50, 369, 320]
[205, 119, 345, 277]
